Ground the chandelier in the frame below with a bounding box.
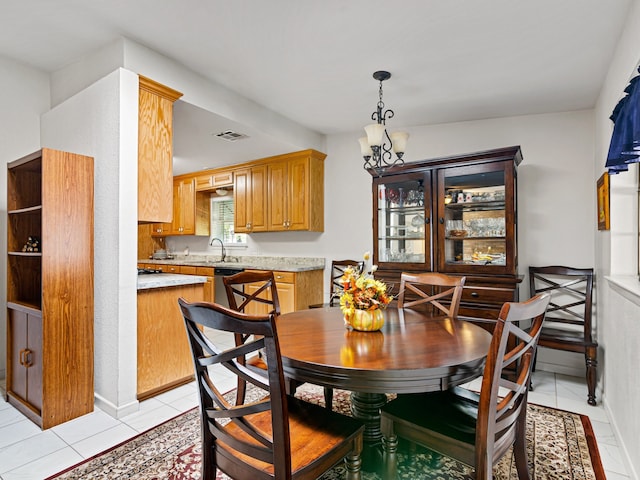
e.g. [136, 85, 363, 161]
[359, 71, 409, 172]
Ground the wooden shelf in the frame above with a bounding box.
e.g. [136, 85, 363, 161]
[6, 148, 94, 430]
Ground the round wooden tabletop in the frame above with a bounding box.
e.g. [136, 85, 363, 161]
[276, 306, 492, 394]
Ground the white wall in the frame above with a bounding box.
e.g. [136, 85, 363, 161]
[41, 69, 140, 418]
[0, 56, 50, 379]
[594, 0, 640, 476]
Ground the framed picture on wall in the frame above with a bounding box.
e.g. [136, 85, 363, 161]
[597, 172, 610, 231]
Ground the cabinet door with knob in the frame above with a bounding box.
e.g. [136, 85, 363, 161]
[234, 165, 268, 233]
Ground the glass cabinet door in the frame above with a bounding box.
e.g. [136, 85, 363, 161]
[374, 173, 431, 269]
[437, 161, 516, 275]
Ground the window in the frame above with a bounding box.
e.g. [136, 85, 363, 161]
[210, 197, 247, 245]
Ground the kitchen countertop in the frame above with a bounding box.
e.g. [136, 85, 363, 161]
[137, 273, 208, 290]
[138, 255, 325, 273]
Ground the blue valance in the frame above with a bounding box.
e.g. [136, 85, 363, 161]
[606, 66, 640, 174]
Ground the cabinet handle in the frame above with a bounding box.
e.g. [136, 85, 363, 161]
[470, 292, 479, 298]
[246, 222, 252, 230]
[439, 218, 444, 224]
[425, 217, 430, 224]
[19, 348, 33, 367]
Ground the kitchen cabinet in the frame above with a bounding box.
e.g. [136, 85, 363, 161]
[6, 148, 94, 429]
[371, 146, 522, 320]
[234, 149, 325, 233]
[267, 150, 325, 231]
[195, 266, 215, 302]
[138, 76, 183, 224]
[234, 165, 268, 233]
[196, 170, 233, 192]
[244, 269, 323, 315]
[137, 282, 204, 400]
[152, 177, 210, 236]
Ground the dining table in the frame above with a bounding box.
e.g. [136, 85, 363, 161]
[276, 305, 493, 463]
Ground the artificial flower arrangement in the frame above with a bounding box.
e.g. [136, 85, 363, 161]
[340, 252, 392, 331]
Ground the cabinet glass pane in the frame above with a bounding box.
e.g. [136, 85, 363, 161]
[377, 179, 426, 263]
[443, 170, 506, 266]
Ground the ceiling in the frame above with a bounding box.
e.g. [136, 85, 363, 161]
[0, 0, 633, 173]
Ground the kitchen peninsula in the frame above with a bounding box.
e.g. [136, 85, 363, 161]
[139, 255, 325, 314]
[136, 272, 206, 400]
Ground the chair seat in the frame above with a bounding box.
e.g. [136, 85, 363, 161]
[217, 396, 364, 477]
[383, 387, 479, 446]
[539, 327, 597, 346]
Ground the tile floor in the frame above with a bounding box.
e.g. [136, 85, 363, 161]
[0, 337, 632, 479]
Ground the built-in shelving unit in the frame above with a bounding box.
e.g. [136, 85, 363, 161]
[6, 148, 95, 429]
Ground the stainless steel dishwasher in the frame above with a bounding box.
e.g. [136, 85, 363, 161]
[213, 266, 245, 308]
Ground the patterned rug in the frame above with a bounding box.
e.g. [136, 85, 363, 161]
[47, 385, 605, 480]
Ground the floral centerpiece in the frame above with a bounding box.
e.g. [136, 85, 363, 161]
[339, 252, 392, 331]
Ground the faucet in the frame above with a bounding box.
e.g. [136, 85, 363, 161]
[209, 237, 226, 262]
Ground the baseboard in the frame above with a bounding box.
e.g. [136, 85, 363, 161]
[94, 392, 140, 419]
[603, 393, 639, 480]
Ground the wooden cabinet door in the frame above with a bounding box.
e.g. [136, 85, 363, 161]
[178, 178, 196, 235]
[287, 156, 310, 231]
[234, 166, 268, 233]
[138, 76, 182, 223]
[268, 160, 288, 230]
[275, 281, 295, 314]
[8, 308, 43, 411]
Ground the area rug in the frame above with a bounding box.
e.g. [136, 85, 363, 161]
[47, 385, 605, 480]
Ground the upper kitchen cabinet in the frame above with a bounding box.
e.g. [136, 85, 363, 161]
[267, 150, 325, 231]
[371, 146, 522, 319]
[137, 75, 183, 224]
[234, 164, 269, 233]
[152, 176, 210, 236]
[195, 169, 234, 192]
[234, 149, 325, 233]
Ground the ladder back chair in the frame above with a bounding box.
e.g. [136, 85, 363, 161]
[397, 272, 466, 318]
[309, 259, 364, 308]
[529, 265, 597, 405]
[178, 298, 364, 480]
[224, 270, 334, 409]
[381, 293, 551, 480]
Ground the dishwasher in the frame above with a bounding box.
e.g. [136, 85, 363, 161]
[213, 266, 245, 308]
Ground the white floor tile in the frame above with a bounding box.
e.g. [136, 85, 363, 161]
[1, 446, 83, 480]
[51, 408, 121, 445]
[527, 390, 557, 408]
[604, 470, 630, 480]
[153, 383, 197, 404]
[70, 423, 138, 459]
[597, 441, 630, 476]
[530, 370, 556, 394]
[0, 430, 67, 473]
[590, 418, 618, 446]
[0, 418, 42, 450]
[120, 403, 181, 433]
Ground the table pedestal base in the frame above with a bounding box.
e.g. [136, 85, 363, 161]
[350, 391, 388, 471]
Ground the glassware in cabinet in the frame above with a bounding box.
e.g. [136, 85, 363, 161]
[437, 160, 516, 275]
[374, 173, 431, 268]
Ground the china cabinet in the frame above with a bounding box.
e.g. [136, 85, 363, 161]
[371, 146, 522, 320]
[6, 148, 94, 429]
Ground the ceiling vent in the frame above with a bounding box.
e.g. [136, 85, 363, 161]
[214, 130, 250, 142]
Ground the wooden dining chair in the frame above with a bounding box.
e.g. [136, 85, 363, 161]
[529, 265, 597, 405]
[381, 292, 551, 480]
[178, 298, 364, 480]
[397, 272, 466, 318]
[223, 270, 334, 409]
[309, 259, 364, 308]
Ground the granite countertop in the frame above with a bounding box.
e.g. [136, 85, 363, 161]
[137, 273, 208, 290]
[138, 255, 325, 273]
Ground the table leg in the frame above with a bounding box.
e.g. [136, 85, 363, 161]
[350, 391, 388, 471]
